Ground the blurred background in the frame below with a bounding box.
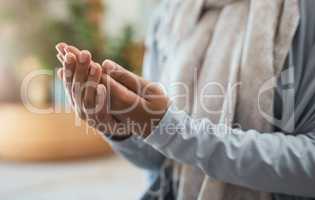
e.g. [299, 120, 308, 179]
[0, 0, 160, 199]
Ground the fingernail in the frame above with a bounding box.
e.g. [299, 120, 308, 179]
[56, 43, 66, 53]
[102, 60, 116, 73]
[103, 59, 115, 67]
[79, 51, 90, 64]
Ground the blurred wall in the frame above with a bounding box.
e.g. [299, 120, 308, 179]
[0, 0, 161, 103]
[104, 0, 160, 41]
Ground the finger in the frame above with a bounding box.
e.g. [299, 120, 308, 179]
[95, 84, 131, 138]
[101, 73, 141, 108]
[64, 53, 76, 83]
[83, 62, 102, 113]
[73, 84, 86, 120]
[65, 45, 81, 58]
[95, 84, 109, 120]
[102, 60, 156, 97]
[56, 42, 67, 57]
[72, 50, 91, 94]
[64, 52, 76, 105]
[71, 51, 91, 120]
[56, 53, 65, 64]
[100, 73, 147, 123]
[94, 84, 117, 135]
[57, 68, 64, 80]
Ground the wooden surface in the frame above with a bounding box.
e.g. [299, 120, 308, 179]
[0, 104, 112, 161]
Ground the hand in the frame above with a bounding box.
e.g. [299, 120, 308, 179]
[56, 43, 132, 139]
[56, 43, 170, 138]
[56, 43, 93, 119]
[100, 60, 170, 138]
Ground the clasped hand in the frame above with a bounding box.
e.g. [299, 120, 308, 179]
[56, 43, 169, 139]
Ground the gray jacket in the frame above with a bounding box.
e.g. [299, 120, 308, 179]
[107, 0, 315, 199]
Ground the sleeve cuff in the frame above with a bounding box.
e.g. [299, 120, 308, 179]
[106, 135, 139, 149]
[144, 103, 186, 149]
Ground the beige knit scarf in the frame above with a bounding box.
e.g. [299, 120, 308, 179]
[149, 0, 300, 199]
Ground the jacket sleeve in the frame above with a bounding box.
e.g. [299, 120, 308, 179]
[107, 136, 166, 171]
[144, 104, 315, 197]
